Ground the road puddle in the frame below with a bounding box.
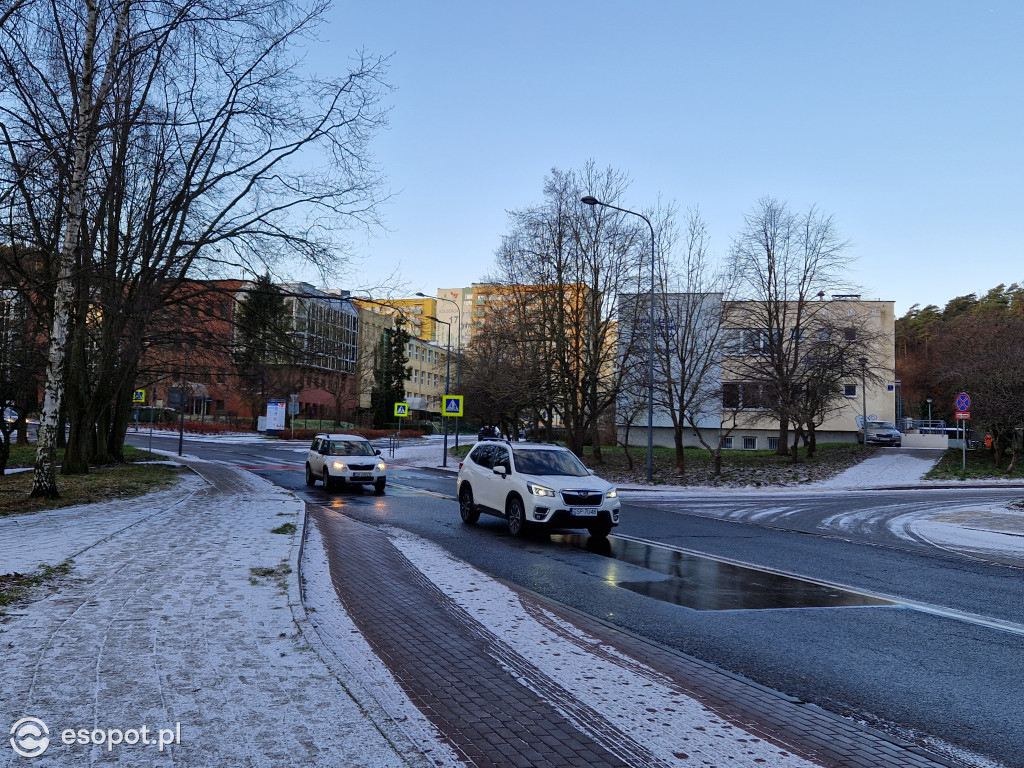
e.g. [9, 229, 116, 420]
[553, 534, 893, 611]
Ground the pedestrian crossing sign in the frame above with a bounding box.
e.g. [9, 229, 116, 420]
[394, 402, 409, 417]
[132, 389, 146, 404]
[443, 395, 464, 417]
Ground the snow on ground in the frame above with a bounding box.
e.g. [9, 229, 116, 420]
[811, 450, 945, 489]
[0, 466, 436, 767]
[0, 472, 206, 574]
[387, 527, 822, 768]
[386, 435, 462, 469]
[912, 509, 1024, 563]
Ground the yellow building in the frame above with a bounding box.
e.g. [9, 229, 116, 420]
[404, 336, 453, 415]
[352, 297, 438, 342]
[717, 297, 895, 448]
[354, 302, 453, 416]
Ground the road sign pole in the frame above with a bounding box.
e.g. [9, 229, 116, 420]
[963, 418, 968, 479]
[954, 393, 971, 479]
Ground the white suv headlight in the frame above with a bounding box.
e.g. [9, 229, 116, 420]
[606, 488, 618, 499]
[332, 461, 346, 471]
[377, 462, 386, 471]
[526, 482, 556, 498]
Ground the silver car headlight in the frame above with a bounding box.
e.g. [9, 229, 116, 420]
[527, 482, 556, 497]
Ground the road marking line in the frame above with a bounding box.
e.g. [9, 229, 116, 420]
[614, 533, 1024, 637]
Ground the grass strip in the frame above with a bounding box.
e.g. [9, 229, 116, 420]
[0, 559, 74, 612]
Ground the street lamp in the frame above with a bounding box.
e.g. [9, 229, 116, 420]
[177, 342, 191, 457]
[926, 396, 933, 423]
[858, 357, 868, 442]
[418, 292, 462, 448]
[426, 314, 452, 468]
[581, 195, 657, 483]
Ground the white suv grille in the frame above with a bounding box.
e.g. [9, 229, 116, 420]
[560, 490, 603, 507]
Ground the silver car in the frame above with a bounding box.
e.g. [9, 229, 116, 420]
[859, 420, 902, 446]
[306, 433, 387, 492]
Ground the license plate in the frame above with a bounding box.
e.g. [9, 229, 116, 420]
[570, 507, 598, 517]
[351, 474, 372, 480]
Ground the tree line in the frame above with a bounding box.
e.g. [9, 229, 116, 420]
[896, 285, 1024, 471]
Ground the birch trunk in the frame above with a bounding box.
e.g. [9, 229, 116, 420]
[31, 0, 128, 497]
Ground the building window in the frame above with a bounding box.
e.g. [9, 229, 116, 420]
[844, 384, 857, 398]
[767, 437, 779, 451]
[723, 382, 740, 409]
[722, 328, 774, 356]
[743, 436, 757, 450]
[722, 437, 733, 449]
[723, 382, 766, 410]
[722, 328, 742, 356]
[844, 327, 857, 341]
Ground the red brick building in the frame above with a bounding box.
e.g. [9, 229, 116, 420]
[137, 281, 360, 428]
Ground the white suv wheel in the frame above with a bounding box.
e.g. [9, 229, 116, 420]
[507, 496, 527, 537]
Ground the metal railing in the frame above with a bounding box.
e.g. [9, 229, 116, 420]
[900, 418, 947, 434]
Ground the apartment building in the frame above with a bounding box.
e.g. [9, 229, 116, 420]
[616, 293, 897, 448]
[352, 296, 440, 342]
[137, 280, 360, 424]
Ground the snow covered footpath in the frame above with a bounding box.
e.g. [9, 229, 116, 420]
[0, 462, 433, 767]
[809, 449, 944, 489]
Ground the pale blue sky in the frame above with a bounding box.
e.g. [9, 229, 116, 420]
[306, 1, 1023, 316]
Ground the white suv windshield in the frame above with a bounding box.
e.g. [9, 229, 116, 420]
[328, 440, 376, 456]
[513, 449, 590, 477]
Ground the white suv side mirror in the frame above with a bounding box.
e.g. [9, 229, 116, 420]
[492, 465, 508, 477]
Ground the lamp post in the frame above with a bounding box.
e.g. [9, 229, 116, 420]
[177, 343, 190, 457]
[581, 195, 657, 483]
[926, 396, 933, 423]
[427, 315, 452, 467]
[858, 357, 868, 442]
[418, 292, 462, 448]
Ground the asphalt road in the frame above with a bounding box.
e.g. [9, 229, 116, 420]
[129, 433, 1024, 767]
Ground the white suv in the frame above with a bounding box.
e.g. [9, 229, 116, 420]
[457, 440, 620, 537]
[306, 434, 387, 493]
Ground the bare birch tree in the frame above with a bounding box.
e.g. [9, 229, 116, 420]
[1, 0, 390, 496]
